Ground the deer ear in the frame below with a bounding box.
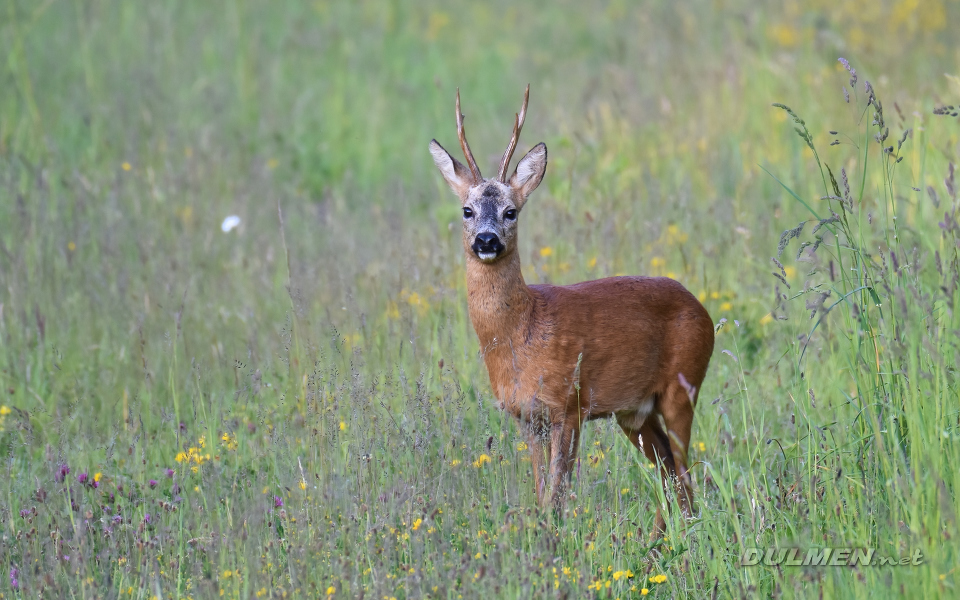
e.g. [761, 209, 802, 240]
[430, 140, 473, 198]
[509, 143, 547, 206]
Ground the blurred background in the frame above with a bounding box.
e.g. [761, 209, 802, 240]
[3, 0, 956, 371]
[1, 1, 958, 598]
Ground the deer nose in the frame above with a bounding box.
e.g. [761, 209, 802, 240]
[472, 232, 504, 256]
[476, 232, 498, 247]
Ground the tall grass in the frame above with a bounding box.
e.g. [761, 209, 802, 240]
[0, 1, 958, 598]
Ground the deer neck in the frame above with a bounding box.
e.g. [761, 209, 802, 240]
[465, 250, 535, 351]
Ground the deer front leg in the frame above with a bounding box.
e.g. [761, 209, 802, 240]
[547, 419, 581, 511]
[523, 422, 549, 505]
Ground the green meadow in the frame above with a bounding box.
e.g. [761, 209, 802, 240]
[1, 0, 959, 597]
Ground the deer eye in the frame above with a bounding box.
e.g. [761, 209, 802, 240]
[462, 207, 474, 219]
[504, 209, 517, 220]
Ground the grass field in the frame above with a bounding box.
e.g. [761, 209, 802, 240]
[1, 1, 959, 598]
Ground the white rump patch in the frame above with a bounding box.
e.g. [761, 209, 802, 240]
[617, 397, 655, 430]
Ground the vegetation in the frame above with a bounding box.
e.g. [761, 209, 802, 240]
[1, 1, 958, 597]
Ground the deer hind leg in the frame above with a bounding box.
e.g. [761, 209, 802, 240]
[658, 380, 696, 518]
[617, 409, 675, 538]
[547, 418, 581, 511]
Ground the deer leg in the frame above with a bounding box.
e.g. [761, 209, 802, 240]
[618, 415, 675, 539]
[547, 419, 580, 511]
[523, 422, 549, 505]
[566, 425, 581, 487]
[658, 382, 696, 518]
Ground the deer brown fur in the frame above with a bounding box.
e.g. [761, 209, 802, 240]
[429, 86, 714, 535]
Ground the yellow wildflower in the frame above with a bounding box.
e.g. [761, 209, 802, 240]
[385, 302, 401, 320]
[540, 246, 553, 257]
[221, 432, 238, 451]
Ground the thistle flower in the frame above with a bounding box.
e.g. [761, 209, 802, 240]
[55, 464, 70, 483]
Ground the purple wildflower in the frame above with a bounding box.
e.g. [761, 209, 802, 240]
[19, 509, 30, 519]
[9, 567, 18, 590]
[149, 480, 158, 489]
[55, 464, 70, 483]
[165, 468, 175, 478]
[77, 472, 89, 485]
[274, 495, 283, 508]
[112, 515, 122, 524]
[143, 513, 152, 524]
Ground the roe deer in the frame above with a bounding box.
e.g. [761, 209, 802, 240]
[428, 85, 714, 535]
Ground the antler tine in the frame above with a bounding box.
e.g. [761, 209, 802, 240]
[497, 84, 530, 183]
[456, 88, 483, 184]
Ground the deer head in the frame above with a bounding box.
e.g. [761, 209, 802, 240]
[429, 85, 548, 263]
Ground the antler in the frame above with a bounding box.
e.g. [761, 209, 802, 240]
[456, 88, 483, 184]
[497, 84, 530, 183]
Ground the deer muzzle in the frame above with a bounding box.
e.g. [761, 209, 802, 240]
[472, 232, 505, 262]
